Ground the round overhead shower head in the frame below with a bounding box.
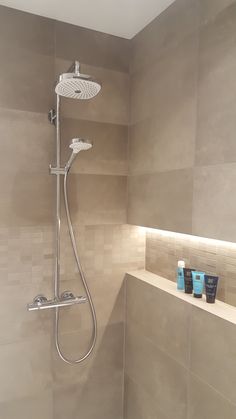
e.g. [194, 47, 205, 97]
[55, 61, 101, 100]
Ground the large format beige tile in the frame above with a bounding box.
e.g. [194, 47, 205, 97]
[127, 169, 193, 234]
[190, 306, 236, 404]
[131, 0, 198, 74]
[199, 0, 236, 24]
[0, 5, 54, 55]
[0, 391, 53, 419]
[0, 335, 52, 402]
[130, 34, 198, 125]
[55, 20, 130, 73]
[0, 172, 54, 227]
[192, 163, 236, 241]
[0, 109, 54, 174]
[0, 45, 54, 113]
[125, 323, 188, 419]
[124, 375, 170, 419]
[188, 373, 236, 419]
[196, 4, 236, 166]
[129, 96, 196, 174]
[61, 117, 128, 175]
[53, 374, 123, 419]
[126, 276, 191, 367]
[56, 58, 129, 125]
[65, 173, 127, 225]
[52, 322, 124, 387]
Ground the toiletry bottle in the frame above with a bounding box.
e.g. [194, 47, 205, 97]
[177, 260, 185, 290]
[205, 275, 219, 303]
[183, 268, 195, 294]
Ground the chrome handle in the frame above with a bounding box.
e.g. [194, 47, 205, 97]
[27, 294, 87, 311]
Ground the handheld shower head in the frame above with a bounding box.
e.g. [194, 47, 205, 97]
[55, 61, 101, 100]
[65, 138, 93, 172]
[69, 138, 93, 153]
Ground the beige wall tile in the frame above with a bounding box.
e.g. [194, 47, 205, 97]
[0, 109, 54, 174]
[52, 322, 124, 388]
[196, 4, 236, 166]
[126, 275, 191, 367]
[0, 335, 52, 402]
[0, 391, 53, 419]
[188, 373, 236, 419]
[0, 46, 54, 113]
[0, 5, 54, 55]
[55, 20, 130, 73]
[131, 0, 198, 74]
[128, 169, 193, 234]
[65, 173, 127, 225]
[125, 322, 188, 419]
[0, 172, 54, 227]
[190, 306, 236, 404]
[53, 375, 123, 419]
[61, 117, 128, 175]
[199, 0, 236, 25]
[130, 34, 198, 125]
[192, 164, 236, 242]
[124, 375, 170, 419]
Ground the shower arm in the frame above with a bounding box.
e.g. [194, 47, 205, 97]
[67, 61, 80, 74]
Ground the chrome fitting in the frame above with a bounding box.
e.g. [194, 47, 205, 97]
[49, 165, 66, 175]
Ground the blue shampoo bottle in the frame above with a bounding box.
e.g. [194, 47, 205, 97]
[177, 260, 185, 290]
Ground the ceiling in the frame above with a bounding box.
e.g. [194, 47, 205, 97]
[0, 0, 176, 39]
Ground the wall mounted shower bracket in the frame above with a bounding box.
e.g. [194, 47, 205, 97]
[49, 165, 66, 175]
[48, 109, 56, 125]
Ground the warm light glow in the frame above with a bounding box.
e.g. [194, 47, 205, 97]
[145, 227, 236, 249]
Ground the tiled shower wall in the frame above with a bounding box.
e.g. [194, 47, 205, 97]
[128, 0, 236, 243]
[0, 6, 145, 418]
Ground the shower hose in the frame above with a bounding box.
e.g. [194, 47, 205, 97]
[54, 169, 97, 364]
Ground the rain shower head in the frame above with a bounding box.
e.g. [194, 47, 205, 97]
[55, 61, 101, 100]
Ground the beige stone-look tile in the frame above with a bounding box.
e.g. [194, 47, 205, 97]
[130, 34, 198, 125]
[61, 117, 128, 175]
[0, 45, 54, 113]
[55, 20, 130, 73]
[196, 4, 236, 166]
[52, 322, 124, 387]
[199, 0, 236, 25]
[53, 374, 123, 419]
[125, 323, 188, 419]
[188, 373, 236, 419]
[192, 163, 236, 242]
[0, 172, 54, 227]
[129, 96, 196, 174]
[0, 5, 54, 55]
[126, 276, 191, 367]
[0, 109, 54, 174]
[0, 390, 53, 419]
[65, 173, 127, 225]
[127, 169, 193, 234]
[0, 283, 52, 344]
[124, 375, 170, 419]
[190, 306, 236, 404]
[0, 335, 52, 402]
[131, 0, 199, 74]
[56, 58, 129, 125]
